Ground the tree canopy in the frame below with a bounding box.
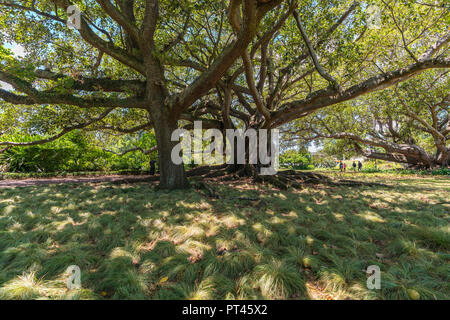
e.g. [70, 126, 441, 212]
[286, 70, 449, 168]
[0, 0, 449, 187]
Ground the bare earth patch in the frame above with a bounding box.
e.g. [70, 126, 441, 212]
[0, 174, 158, 188]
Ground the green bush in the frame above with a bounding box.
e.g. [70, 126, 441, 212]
[0, 170, 148, 180]
[430, 168, 450, 176]
[312, 159, 336, 169]
[280, 150, 313, 170]
[361, 168, 382, 173]
[0, 131, 154, 173]
[1, 146, 70, 172]
[360, 167, 450, 176]
[0, 132, 105, 172]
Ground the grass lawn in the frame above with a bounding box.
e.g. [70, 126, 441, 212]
[0, 173, 448, 300]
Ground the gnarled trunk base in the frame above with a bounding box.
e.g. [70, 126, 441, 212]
[186, 164, 390, 192]
[152, 111, 188, 190]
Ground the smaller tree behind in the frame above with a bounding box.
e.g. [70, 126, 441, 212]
[287, 70, 449, 169]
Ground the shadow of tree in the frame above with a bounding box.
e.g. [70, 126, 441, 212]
[0, 177, 448, 300]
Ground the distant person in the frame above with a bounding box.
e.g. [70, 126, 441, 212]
[149, 159, 156, 175]
[339, 161, 343, 172]
[358, 161, 362, 171]
[343, 162, 347, 172]
[352, 161, 356, 171]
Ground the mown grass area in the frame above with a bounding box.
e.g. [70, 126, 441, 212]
[0, 173, 448, 300]
[0, 170, 149, 180]
[314, 169, 450, 182]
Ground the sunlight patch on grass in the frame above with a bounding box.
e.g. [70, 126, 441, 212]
[0, 175, 448, 300]
[358, 212, 386, 223]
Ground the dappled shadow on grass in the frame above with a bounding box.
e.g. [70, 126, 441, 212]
[0, 175, 448, 300]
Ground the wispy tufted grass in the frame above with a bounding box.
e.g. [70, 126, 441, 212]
[0, 173, 448, 300]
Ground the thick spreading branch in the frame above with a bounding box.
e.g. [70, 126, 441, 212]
[92, 122, 153, 134]
[96, 0, 139, 43]
[0, 108, 115, 148]
[141, 0, 159, 53]
[104, 145, 158, 156]
[33, 69, 145, 93]
[270, 57, 450, 127]
[293, 9, 340, 90]
[242, 50, 271, 120]
[174, 0, 283, 116]
[0, 69, 145, 108]
[52, 0, 145, 74]
[312, 131, 436, 166]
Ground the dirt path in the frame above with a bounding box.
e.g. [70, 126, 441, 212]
[0, 174, 159, 188]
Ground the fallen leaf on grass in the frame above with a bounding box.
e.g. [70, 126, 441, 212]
[159, 276, 168, 284]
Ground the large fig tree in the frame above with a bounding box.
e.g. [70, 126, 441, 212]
[0, 0, 449, 188]
[0, 0, 284, 189]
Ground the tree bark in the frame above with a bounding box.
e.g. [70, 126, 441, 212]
[436, 148, 450, 168]
[151, 110, 188, 189]
[224, 125, 275, 176]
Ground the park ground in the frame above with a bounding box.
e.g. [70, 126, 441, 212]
[0, 171, 448, 300]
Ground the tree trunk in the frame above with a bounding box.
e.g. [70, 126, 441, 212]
[363, 150, 449, 169]
[224, 125, 276, 176]
[143, 53, 188, 189]
[436, 148, 449, 168]
[151, 110, 188, 189]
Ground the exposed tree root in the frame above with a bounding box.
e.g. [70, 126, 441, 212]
[332, 179, 390, 187]
[254, 173, 290, 190]
[111, 175, 159, 184]
[187, 164, 390, 192]
[203, 168, 230, 179]
[192, 179, 265, 202]
[186, 164, 227, 177]
[236, 197, 261, 201]
[192, 180, 220, 199]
